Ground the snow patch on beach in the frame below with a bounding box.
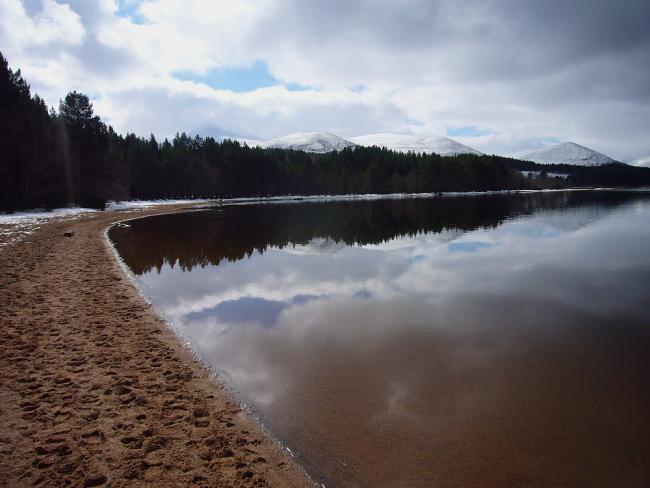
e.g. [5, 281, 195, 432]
[106, 199, 211, 211]
[0, 207, 97, 225]
[0, 200, 207, 249]
[0, 207, 98, 249]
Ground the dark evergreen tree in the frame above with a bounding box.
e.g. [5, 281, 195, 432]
[0, 53, 66, 210]
[58, 91, 129, 207]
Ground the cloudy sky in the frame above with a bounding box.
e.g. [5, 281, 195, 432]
[1, 0, 649, 162]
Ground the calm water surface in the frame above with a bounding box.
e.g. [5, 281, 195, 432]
[110, 191, 650, 488]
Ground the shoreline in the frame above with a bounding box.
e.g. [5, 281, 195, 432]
[109, 187, 650, 208]
[0, 205, 312, 487]
[105, 212, 339, 488]
[104, 211, 309, 472]
[3, 186, 650, 223]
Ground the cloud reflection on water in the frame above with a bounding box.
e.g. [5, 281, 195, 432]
[111, 192, 650, 487]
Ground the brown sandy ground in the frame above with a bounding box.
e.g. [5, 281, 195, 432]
[0, 206, 313, 487]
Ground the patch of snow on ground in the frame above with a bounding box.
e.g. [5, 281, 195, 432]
[0, 208, 98, 249]
[1, 200, 211, 249]
[106, 199, 211, 211]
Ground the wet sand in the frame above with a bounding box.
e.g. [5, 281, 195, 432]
[0, 206, 312, 487]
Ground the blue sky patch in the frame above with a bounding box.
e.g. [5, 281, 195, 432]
[174, 61, 310, 93]
[116, 0, 145, 24]
[447, 126, 493, 137]
[175, 62, 276, 92]
[285, 82, 311, 92]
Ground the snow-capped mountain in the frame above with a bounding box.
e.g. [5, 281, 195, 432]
[258, 132, 356, 153]
[630, 156, 650, 168]
[219, 136, 262, 146]
[349, 133, 482, 156]
[521, 142, 615, 166]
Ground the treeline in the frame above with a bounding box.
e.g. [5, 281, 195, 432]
[2, 52, 649, 212]
[504, 157, 650, 188]
[1, 53, 127, 210]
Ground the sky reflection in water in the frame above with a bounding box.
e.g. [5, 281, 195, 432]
[111, 192, 650, 487]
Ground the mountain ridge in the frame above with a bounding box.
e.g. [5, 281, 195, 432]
[257, 131, 356, 153]
[349, 133, 482, 156]
[231, 133, 624, 167]
[521, 141, 615, 166]
[254, 131, 482, 156]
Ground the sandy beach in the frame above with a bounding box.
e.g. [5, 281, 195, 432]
[0, 205, 312, 487]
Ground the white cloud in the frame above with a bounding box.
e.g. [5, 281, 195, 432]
[1, 0, 649, 161]
[0, 0, 85, 49]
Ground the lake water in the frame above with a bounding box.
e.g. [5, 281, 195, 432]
[110, 191, 650, 488]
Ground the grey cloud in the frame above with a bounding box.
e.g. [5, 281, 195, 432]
[5, 0, 650, 161]
[259, 0, 650, 83]
[60, 1, 141, 78]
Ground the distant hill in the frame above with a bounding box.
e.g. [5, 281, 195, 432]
[257, 132, 356, 153]
[349, 133, 482, 156]
[521, 142, 615, 166]
[630, 156, 650, 168]
[255, 131, 483, 156]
